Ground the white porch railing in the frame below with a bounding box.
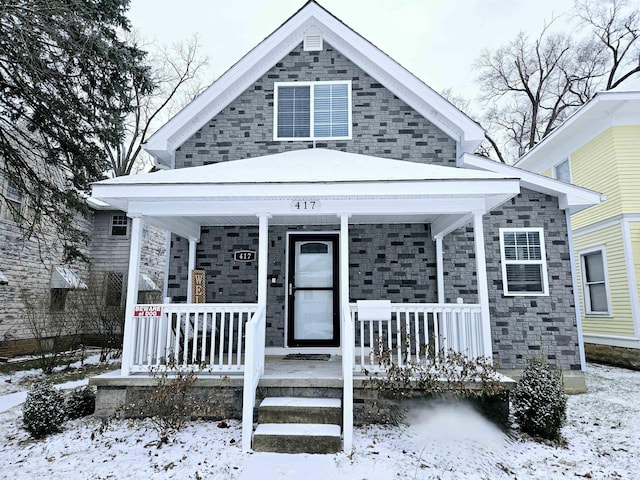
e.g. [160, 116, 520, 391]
[350, 302, 486, 371]
[241, 304, 266, 452]
[128, 303, 259, 373]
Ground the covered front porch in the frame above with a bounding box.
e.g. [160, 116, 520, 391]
[91, 148, 520, 451]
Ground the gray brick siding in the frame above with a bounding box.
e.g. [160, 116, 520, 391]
[443, 188, 579, 371]
[175, 43, 456, 168]
[167, 224, 436, 347]
[163, 42, 580, 370]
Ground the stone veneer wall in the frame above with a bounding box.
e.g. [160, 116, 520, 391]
[443, 188, 579, 371]
[174, 42, 456, 168]
[167, 224, 436, 347]
[0, 214, 90, 355]
[584, 343, 640, 370]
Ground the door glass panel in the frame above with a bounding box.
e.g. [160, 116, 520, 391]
[294, 290, 333, 339]
[295, 241, 333, 288]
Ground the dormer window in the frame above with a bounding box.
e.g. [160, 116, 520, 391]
[274, 81, 351, 141]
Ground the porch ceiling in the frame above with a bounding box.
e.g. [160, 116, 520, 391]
[92, 149, 521, 239]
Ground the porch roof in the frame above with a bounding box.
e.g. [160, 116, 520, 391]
[99, 149, 509, 185]
[92, 149, 520, 240]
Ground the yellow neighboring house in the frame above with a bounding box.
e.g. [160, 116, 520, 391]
[516, 88, 640, 368]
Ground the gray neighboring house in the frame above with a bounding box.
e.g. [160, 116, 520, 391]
[91, 1, 602, 452]
[0, 173, 165, 358]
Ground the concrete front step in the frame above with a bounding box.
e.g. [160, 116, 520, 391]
[252, 423, 342, 454]
[258, 396, 342, 425]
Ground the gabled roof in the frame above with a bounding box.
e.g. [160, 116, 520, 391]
[462, 153, 603, 213]
[143, 1, 484, 165]
[515, 90, 640, 173]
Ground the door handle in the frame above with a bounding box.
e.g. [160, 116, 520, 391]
[289, 283, 293, 295]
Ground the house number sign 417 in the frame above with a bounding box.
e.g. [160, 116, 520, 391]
[291, 200, 320, 211]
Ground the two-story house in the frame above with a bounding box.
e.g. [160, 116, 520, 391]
[516, 87, 640, 369]
[0, 172, 165, 358]
[90, 1, 601, 452]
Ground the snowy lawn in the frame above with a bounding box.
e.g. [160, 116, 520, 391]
[0, 363, 638, 479]
[0, 350, 120, 396]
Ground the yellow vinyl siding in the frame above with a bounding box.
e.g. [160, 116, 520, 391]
[574, 223, 635, 337]
[614, 126, 640, 214]
[571, 128, 623, 230]
[631, 222, 640, 313]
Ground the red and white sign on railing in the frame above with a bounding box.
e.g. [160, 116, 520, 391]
[133, 305, 163, 317]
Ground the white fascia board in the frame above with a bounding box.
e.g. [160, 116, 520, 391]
[143, 2, 485, 162]
[461, 153, 602, 212]
[93, 178, 519, 203]
[126, 196, 514, 218]
[516, 92, 640, 172]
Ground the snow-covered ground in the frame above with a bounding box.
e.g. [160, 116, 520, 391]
[0, 351, 117, 396]
[0, 363, 638, 479]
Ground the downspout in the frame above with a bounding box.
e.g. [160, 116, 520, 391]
[565, 209, 586, 370]
[161, 150, 176, 302]
[435, 235, 445, 303]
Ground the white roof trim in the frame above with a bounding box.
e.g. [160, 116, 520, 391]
[0, 269, 8, 285]
[51, 267, 87, 290]
[461, 153, 603, 213]
[143, 1, 484, 165]
[516, 90, 640, 172]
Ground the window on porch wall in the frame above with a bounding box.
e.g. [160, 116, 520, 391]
[499, 228, 549, 295]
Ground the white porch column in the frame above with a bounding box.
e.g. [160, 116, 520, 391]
[435, 235, 445, 304]
[340, 214, 353, 451]
[472, 212, 493, 362]
[121, 215, 143, 377]
[257, 214, 270, 306]
[186, 238, 197, 303]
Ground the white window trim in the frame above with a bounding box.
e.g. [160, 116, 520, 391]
[499, 227, 550, 296]
[552, 157, 572, 183]
[579, 245, 612, 317]
[111, 214, 129, 236]
[273, 80, 352, 141]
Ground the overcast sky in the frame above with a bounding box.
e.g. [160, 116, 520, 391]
[128, 0, 577, 103]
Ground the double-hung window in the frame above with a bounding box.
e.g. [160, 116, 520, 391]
[2, 180, 23, 223]
[111, 215, 128, 236]
[580, 248, 610, 315]
[499, 228, 549, 295]
[274, 81, 351, 140]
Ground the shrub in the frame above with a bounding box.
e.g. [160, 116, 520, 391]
[66, 386, 96, 420]
[512, 356, 567, 440]
[122, 359, 210, 445]
[22, 382, 66, 438]
[364, 343, 506, 424]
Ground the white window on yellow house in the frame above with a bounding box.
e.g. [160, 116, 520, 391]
[274, 81, 351, 141]
[553, 158, 572, 183]
[2, 180, 23, 223]
[499, 228, 549, 296]
[580, 247, 611, 316]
